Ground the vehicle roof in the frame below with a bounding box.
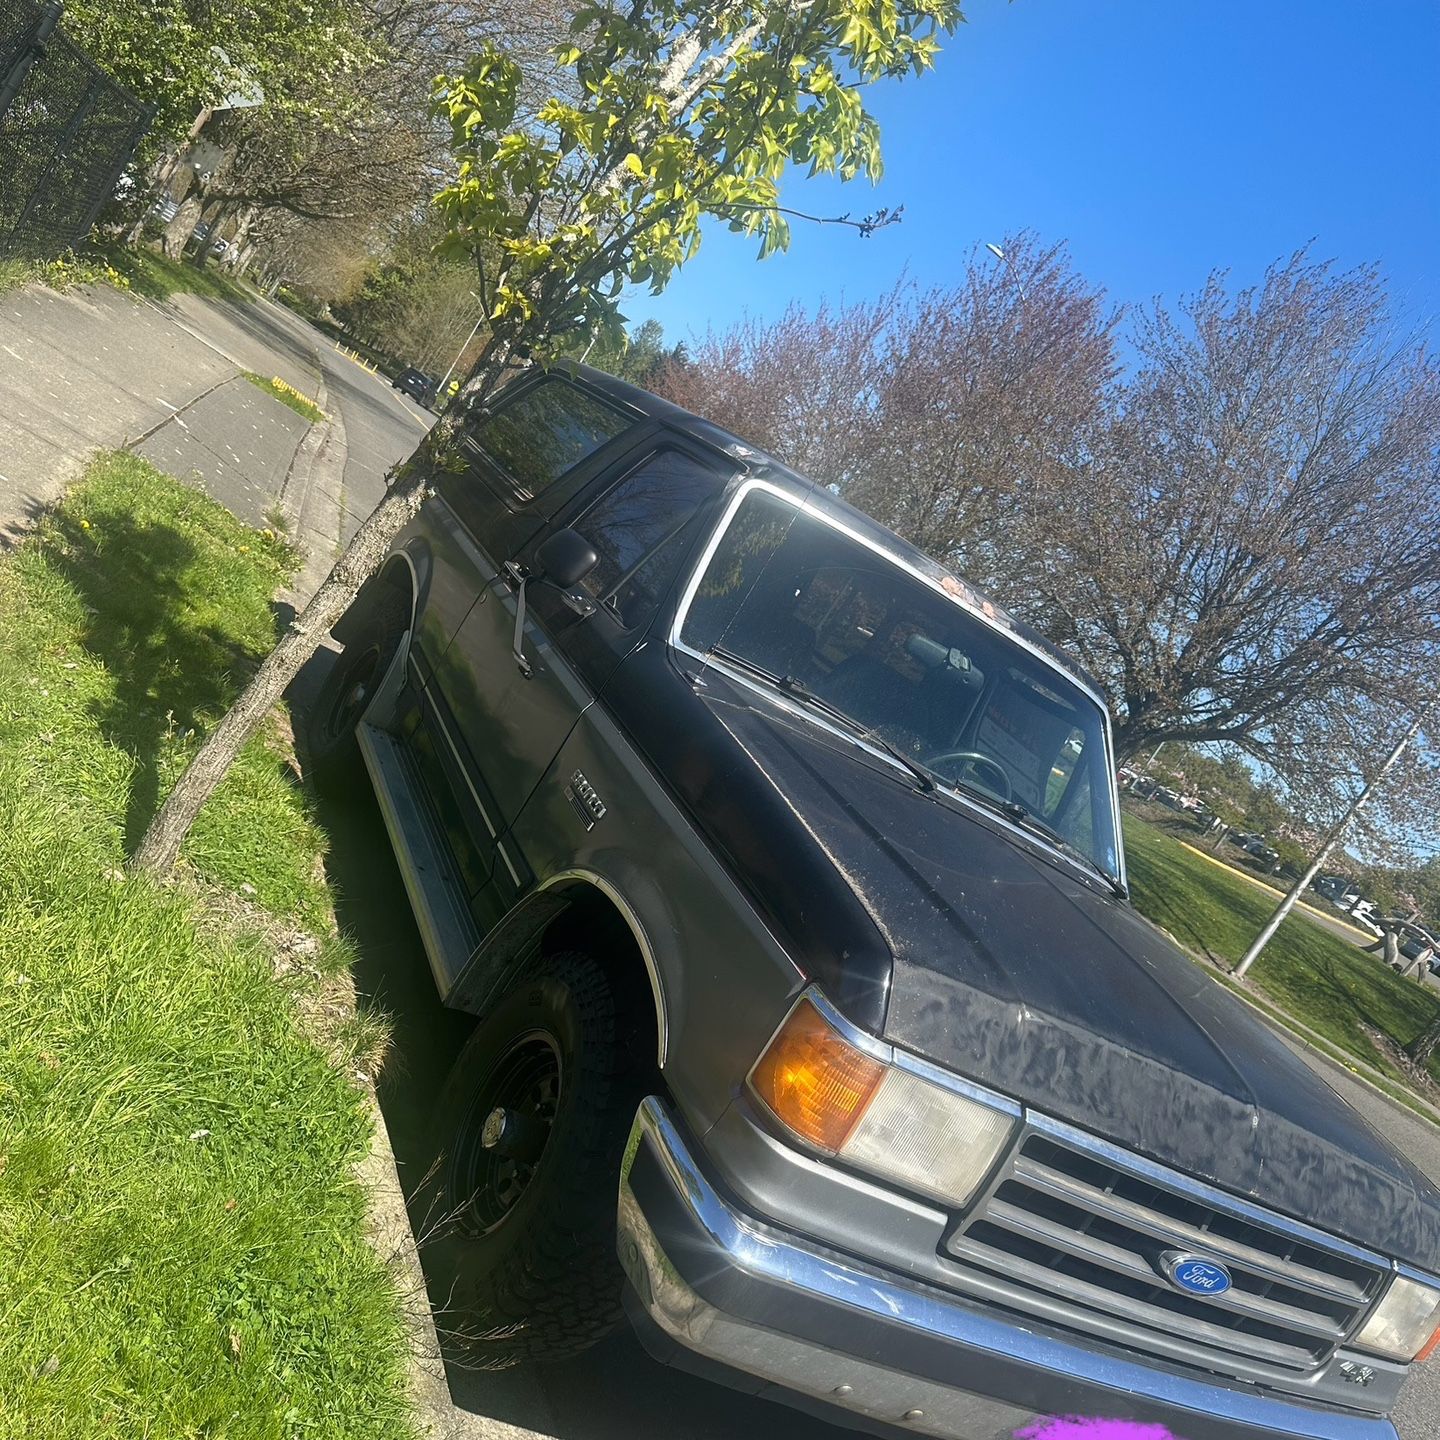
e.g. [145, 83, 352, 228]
[556, 359, 1108, 704]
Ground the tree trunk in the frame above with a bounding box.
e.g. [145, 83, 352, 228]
[226, 204, 260, 270]
[129, 470, 429, 874]
[1407, 1015, 1440, 1068]
[162, 190, 205, 260]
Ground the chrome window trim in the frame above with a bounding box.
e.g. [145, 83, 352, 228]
[1025, 1110, 1392, 1274]
[667, 476, 1128, 890]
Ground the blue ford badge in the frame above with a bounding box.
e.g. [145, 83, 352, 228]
[1160, 1250, 1233, 1297]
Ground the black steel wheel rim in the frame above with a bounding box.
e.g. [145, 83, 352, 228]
[323, 643, 382, 741]
[449, 1031, 562, 1235]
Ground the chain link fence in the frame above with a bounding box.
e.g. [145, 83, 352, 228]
[0, 0, 153, 258]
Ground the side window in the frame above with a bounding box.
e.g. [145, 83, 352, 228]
[469, 378, 631, 502]
[573, 449, 729, 629]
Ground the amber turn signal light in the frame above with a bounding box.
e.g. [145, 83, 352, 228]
[749, 997, 887, 1152]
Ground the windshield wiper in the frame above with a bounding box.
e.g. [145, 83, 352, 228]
[707, 645, 937, 794]
[1000, 803, 1128, 899]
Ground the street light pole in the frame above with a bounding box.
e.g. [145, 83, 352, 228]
[437, 292, 484, 406]
[1232, 697, 1439, 980]
[985, 242, 1028, 301]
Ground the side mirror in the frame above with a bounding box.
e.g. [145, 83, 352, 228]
[535, 527, 599, 590]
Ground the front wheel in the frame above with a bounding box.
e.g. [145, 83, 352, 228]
[304, 589, 408, 788]
[414, 952, 644, 1368]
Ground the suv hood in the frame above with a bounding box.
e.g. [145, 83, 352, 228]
[713, 695, 1440, 1270]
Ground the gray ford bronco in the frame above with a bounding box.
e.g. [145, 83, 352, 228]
[309, 361, 1440, 1440]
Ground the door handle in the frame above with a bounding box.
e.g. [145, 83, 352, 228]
[504, 559, 534, 678]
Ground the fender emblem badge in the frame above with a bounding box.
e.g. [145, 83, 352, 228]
[565, 770, 606, 830]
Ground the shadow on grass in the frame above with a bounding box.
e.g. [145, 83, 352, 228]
[42, 509, 259, 849]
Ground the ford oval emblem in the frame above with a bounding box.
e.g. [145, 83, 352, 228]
[1160, 1250, 1233, 1297]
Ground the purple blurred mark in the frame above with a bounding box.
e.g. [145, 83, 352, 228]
[1015, 1418, 1185, 1440]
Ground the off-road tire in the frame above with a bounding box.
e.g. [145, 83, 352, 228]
[305, 589, 408, 789]
[415, 952, 644, 1368]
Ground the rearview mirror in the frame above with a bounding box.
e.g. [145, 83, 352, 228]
[536, 527, 599, 590]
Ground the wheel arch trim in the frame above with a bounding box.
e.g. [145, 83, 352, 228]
[447, 869, 669, 1070]
[537, 869, 668, 1069]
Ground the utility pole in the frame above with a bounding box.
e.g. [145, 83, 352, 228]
[1233, 699, 1439, 980]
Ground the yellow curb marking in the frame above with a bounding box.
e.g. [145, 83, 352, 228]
[1176, 841, 1378, 942]
[332, 341, 379, 377]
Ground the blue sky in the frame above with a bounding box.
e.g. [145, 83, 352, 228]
[626, 0, 1440, 346]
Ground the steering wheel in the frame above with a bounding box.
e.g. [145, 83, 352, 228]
[924, 750, 1013, 801]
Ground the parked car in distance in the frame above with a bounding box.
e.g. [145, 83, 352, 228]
[1347, 901, 1385, 937]
[310, 360, 1440, 1440]
[1231, 834, 1282, 871]
[392, 366, 438, 408]
[1313, 874, 1362, 907]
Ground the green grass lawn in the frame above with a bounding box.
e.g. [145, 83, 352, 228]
[1125, 814, 1440, 1089]
[244, 372, 327, 425]
[0, 454, 412, 1439]
[0, 244, 255, 306]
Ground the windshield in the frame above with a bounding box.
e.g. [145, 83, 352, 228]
[677, 486, 1123, 881]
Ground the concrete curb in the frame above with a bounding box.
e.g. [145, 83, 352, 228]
[357, 1098, 462, 1437]
[277, 359, 499, 1438]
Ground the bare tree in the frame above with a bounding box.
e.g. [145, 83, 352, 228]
[660, 244, 1440, 838]
[656, 234, 1119, 569]
[1026, 252, 1440, 764]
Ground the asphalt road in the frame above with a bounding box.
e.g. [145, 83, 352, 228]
[249, 297, 433, 540]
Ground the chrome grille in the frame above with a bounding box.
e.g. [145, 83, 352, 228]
[946, 1129, 1390, 1377]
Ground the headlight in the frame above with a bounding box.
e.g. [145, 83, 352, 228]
[1355, 1274, 1440, 1362]
[749, 995, 1016, 1207]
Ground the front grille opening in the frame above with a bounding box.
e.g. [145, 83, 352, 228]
[964, 1219, 1330, 1362]
[941, 1132, 1392, 1380]
[1019, 1137, 1380, 1295]
[991, 1179, 1360, 1331]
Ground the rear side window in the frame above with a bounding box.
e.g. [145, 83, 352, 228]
[576, 449, 729, 628]
[471, 378, 631, 501]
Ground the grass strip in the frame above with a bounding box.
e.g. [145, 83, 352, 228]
[0, 452, 412, 1439]
[244, 371, 327, 424]
[0, 245, 256, 305]
[1125, 814, 1440, 1093]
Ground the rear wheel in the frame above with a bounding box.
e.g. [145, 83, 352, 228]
[305, 588, 408, 788]
[415, 952, 644, 1367]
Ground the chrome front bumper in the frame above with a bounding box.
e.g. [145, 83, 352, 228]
[617, 1097, 1399, 1440]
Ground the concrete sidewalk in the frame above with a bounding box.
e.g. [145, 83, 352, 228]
[0, 281, 325, 543]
